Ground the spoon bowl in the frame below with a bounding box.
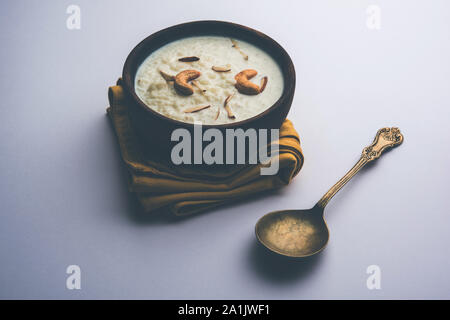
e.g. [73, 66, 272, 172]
[255, 206, 329, 258]
[255, 127, 404, 258]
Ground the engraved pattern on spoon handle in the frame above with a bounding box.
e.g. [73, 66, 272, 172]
[316, 127, 404, 209]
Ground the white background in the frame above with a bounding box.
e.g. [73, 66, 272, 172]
[0, 0, 449, 299]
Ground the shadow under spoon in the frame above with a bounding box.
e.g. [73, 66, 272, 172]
[255, 127, 404, 258]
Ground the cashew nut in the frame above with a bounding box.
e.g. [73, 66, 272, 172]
[234, 69, 260, 95]
[174, 70, 201, 96]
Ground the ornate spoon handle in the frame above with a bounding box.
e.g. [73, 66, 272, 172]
[316, 127, 404, 209]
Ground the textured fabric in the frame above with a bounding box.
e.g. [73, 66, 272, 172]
[107, 79, 304, 215]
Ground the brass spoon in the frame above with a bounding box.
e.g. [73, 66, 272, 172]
[255, 127, 404, 258]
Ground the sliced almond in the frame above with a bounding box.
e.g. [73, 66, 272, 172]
[178, 56, 200, 62]
[212, 66, 231, 72]
[215, 106, 220, 120]
[259, 76, 268, 93]
[192, 80, 206, 94]
[224, 93, 235, 105]
[159, 70, 175, 81]
[224, 94, 236, 119]
[225, 105, 235, 119]
[230, 38, 248, 60]
[183, 105, 211, 113]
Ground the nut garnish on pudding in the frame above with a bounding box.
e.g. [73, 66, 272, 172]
[183, 105, 211, 113]
[135, 36, 284, 124]
[230, 38, 249, 60]
[191, 80, 206, 94]
[178, 56, 200, 62]
[212, 65, 231, 72]
[224, 93, 236, 119]
[174, 70, 201, 96]
[259, 76, 268, 93]
[159, 70, 175, 81]
[234, 69, 268, 95]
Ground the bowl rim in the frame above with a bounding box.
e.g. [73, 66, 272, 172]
[122, 20, 296, 129]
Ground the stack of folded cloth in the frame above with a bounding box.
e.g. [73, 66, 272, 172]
[107, 79, 304, 216]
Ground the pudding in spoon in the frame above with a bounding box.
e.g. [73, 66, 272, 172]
[255, 127, 404, 258]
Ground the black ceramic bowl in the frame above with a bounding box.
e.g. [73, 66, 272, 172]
[122, 20, 295, 158]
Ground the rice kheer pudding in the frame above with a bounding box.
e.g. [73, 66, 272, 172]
[135, 36, 284, 125]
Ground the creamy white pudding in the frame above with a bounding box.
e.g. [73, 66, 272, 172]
[135, 36, 284, 125]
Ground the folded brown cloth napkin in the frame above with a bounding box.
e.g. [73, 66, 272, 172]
[107, 79, 304, 216]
